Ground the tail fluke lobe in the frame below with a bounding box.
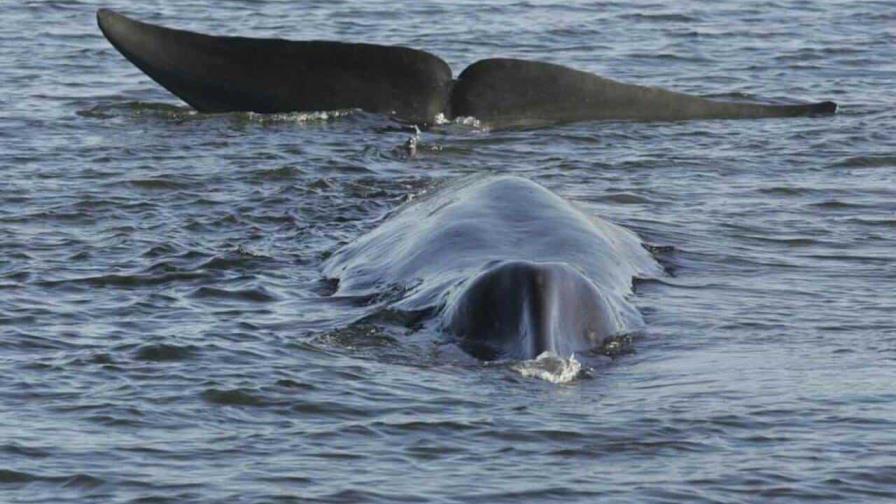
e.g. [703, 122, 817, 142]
[449, 58, 837, 127]
[96, 9, 452, 124]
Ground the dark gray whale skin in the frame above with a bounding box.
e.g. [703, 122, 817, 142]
[451, 58, 837, 128]
[323, 176, 662, 361]
[97, 8, 836, 127]
[96, 9, 452, 124]
[447, 260, 619, 361]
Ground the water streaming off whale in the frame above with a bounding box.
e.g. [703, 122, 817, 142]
[323, 175, 664, 363]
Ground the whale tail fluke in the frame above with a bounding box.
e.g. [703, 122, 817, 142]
[97, 10, 838, 127]
[450, 58, 837, 127]
[96, 9, 452, 124]
[714, 98, 838, 119]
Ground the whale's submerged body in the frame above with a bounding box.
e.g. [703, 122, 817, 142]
[323, 176, 663, 361]
[96, 9, 836, 128]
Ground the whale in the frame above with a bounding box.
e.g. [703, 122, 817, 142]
[322, 176, 664, 361]
[451, 58, 837, 128]
[96, 9, 836, 128]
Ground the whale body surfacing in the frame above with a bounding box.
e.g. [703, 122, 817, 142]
[323, 176, 663, 361]
[96, 9, 836, 128]
[447, 260, 621, 361]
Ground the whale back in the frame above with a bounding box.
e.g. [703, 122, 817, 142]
[446, 260, 625, 360]
[323, 176, 661, 332]
[324, 176, 663, 359]
[96, 9, 452, 124]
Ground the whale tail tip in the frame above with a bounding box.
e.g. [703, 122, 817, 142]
[96, 8, 114, 27]
[96, 9, 131, 42]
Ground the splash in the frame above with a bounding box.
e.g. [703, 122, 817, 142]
[244, 109, 356, 123]
[452, 115, 483, 128]
[76, 101, 195, 119]
[77, 103, 356, 123]
[511, 351, 585, 384]
[433, 112, 484, 129]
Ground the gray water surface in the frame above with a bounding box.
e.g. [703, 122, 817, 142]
[2, 1, 895, 502]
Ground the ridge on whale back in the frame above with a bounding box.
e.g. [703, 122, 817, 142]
[323, 175, 665, 361]
[96, 9, 837, 128]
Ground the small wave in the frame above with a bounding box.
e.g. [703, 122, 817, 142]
[368, 419, 481, 434]
[739, 234, 819, 247]
[620, 13, 699, 22]
[1, 330, 81, 351]
[61, 474, 104, 489]
[595, 192, 654, 204]
[196, 248, 273, 271]
[201, 388, 268, 407]
[133, 343, 197, 362]
[757, 186, 809, 196]
[39, 271, 208, 288]
[628, 52, 709, 63]
[140, 244, 179, 258]
[85, 414, 143, 428]
[1, 443, 50, 458]
[0, 469, 103, 488]
[124, 178, 189, 191]
[786, 63, 823, 70]
[831, 155, 896, 169]
[0, 469, 36, 483]
[511, 352, 585, 384]
[274, 379, 315, 390]
[68, 251, 91, 261]
[195, 256, 256, 271]
[251, 165, 306, 180]
[800, 253, 891, 265]
[809, 200, 867, 210]
[244, 109, 356, 124]
[845, 217, 896, 228]
[89, 353, 114, 365]
[189, 286, 278, 302]
[76, 101, 194, 120]
[642, 243, 676, 255]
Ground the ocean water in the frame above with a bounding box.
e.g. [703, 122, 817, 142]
[2, 1, 895, 502]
